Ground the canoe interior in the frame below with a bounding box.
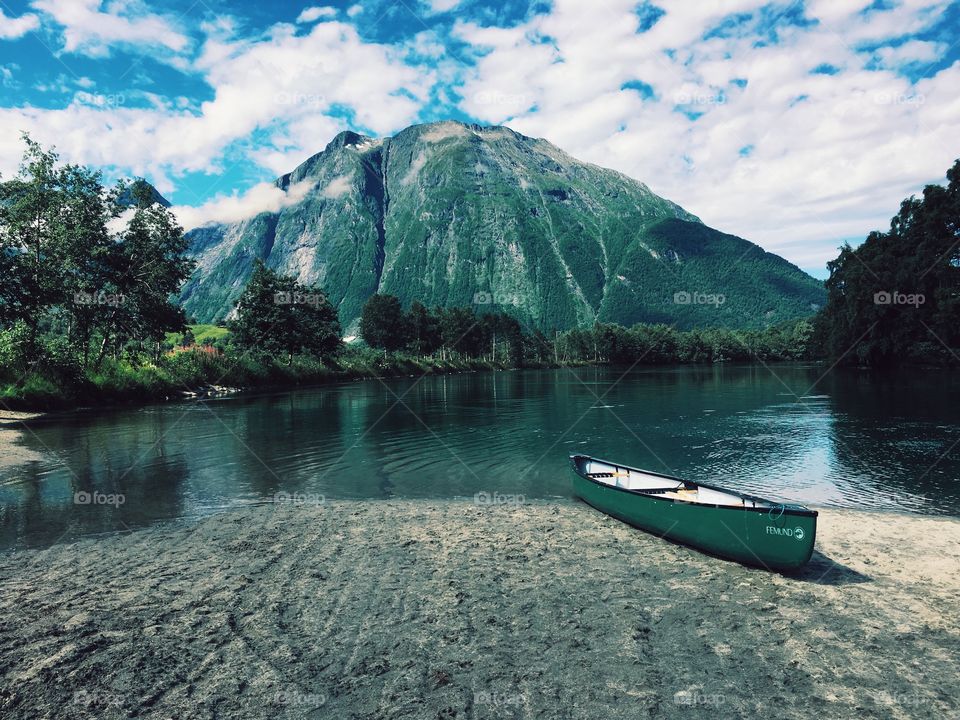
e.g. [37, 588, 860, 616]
[572, 455, 811, 512]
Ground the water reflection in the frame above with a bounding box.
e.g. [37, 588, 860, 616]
[0, 365, 958, 549]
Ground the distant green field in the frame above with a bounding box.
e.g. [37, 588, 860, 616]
[165, 324, 231, 347]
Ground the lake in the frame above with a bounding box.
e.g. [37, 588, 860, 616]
[1, 364, 958, 550]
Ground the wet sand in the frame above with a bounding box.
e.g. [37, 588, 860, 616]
[0, 501, 958, 719]
[0, 422, 44, 469]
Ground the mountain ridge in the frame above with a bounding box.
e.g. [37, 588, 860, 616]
[179, 120, 823, 331]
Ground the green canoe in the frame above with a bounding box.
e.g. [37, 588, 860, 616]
[570, 454, 817, 570]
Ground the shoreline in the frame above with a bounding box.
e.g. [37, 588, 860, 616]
[0, 359, 832, 421]
[0, 355, 568, 417]
[1, 500, 957, 719]
[0, 362, 524, 422]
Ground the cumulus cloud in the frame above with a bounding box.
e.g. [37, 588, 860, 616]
[172, 179, 317, 230]
[296, 6, 337, 24]
[874, 39, 946, 67]
[3, 0, 956, 276]
[32, 0, 189, 56]
[0, 9, 39, 40]
[454, 0, 959, 272]
[427, 0, 461, 13]
[0, 17, 430, 182]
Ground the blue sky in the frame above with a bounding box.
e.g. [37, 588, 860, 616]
[0, 0, 958, 277]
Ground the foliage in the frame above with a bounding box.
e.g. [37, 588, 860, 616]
[814, 159, 960, 366]
[359, 294, 409, 352]
[230, 261, 341, 362]
[554, 319, 816, 365]
[0, 136, 194, 367]
[405, 301, 441, 356]
[165, 324, 230, 349]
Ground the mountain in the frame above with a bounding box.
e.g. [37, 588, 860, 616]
[117, 179, 171, 208]
[179, 120, 823, 331]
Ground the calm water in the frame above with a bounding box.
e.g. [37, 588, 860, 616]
[1, 365, 959, 549]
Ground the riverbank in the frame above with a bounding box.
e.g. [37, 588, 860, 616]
[1, 501, 957, 719]
[0, 348, 539, 413]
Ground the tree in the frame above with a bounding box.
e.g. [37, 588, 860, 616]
[0, 137, 193, 368]
[525, 329, 554, 365]
[0, 136, 107, 344]
[359, 294, 408, 352]
[231, 261, 341, 362]
[96, 180, 193, 362]
[439, 306, 485, 358]
[406, 301, 441, 356]
[478, 312, 525, 365]
[817, 159, 960, 366]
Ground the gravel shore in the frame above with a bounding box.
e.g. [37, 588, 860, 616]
[1, 501, 958, 719]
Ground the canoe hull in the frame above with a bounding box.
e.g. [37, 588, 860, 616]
[571, 470, 816, 571]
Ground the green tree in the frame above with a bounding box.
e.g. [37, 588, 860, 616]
[439, 306, 485, 358]
[0, 138, 193, 368]
[97, 180, 193, 362]
[231, 261, 341, 362]
[0, 137, 109, 344]
[479, 312, 524, 364]
[359, 294, 409, 352]
[817, 159, 960, 366]
[406, 301, 440, 356]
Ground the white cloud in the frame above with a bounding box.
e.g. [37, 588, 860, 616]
[0, 17, 430, 185]
[172, 179, 317, 230]
[296, 6, 337, 24]
[0, 63, 19, 88]
[320, 173, 353, 199]
[32, 0, 189, 56]
[0, 9, 39, 39]
[874, 39, 946, 67]
[3, 0, 956, 277]
[427, 0, 461, 13]
[453, 0, 960, 272]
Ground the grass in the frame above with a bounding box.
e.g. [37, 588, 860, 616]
[0, 346, 522, 412]
[164, 324, 232, 348]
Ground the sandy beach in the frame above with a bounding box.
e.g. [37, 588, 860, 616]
[1, 500, 958, 719]
[0, 415, 45, 470]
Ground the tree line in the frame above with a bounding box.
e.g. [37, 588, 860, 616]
[813, 158, 960, 367]
[357, 292, 815, 365]
[0, 136, 192, 385]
